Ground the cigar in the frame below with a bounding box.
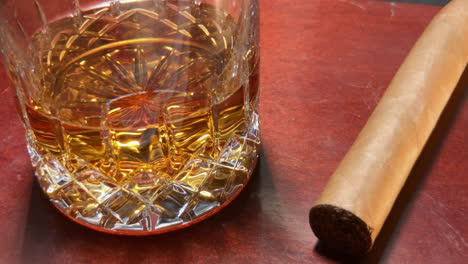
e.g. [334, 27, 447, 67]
[309, 0, 468, 256]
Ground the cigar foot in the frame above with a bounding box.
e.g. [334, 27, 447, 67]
[309, 204, 373, 256]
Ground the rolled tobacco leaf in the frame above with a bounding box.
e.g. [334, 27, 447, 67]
[309, 0, 468, 256]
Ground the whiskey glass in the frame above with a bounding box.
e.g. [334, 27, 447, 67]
[0, 0, 259, 234]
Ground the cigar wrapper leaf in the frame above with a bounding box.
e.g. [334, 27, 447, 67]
[309, 0, 468, 256]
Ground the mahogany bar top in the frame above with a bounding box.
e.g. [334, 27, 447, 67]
[0, 0, 466, 263]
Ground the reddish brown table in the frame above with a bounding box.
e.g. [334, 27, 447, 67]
[1, 0, 466, 263]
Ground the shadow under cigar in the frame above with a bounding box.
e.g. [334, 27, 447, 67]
[314, 66, 468, 263]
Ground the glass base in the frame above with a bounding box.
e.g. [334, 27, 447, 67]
[50, 167, 254, 236]
[30, 134, 259, 235]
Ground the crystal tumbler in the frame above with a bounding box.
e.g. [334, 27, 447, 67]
[0, 0, 259, 235]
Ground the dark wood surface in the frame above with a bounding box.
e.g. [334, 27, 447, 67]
[379, 0, 450, 6]
[1, 0, 466, 263]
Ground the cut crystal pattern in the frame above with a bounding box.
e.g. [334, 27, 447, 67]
[36, 155, 72, 194]
[152, 182, 197, 219]
[75, 170, 120, 203]
[103, 190, 147, 225]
